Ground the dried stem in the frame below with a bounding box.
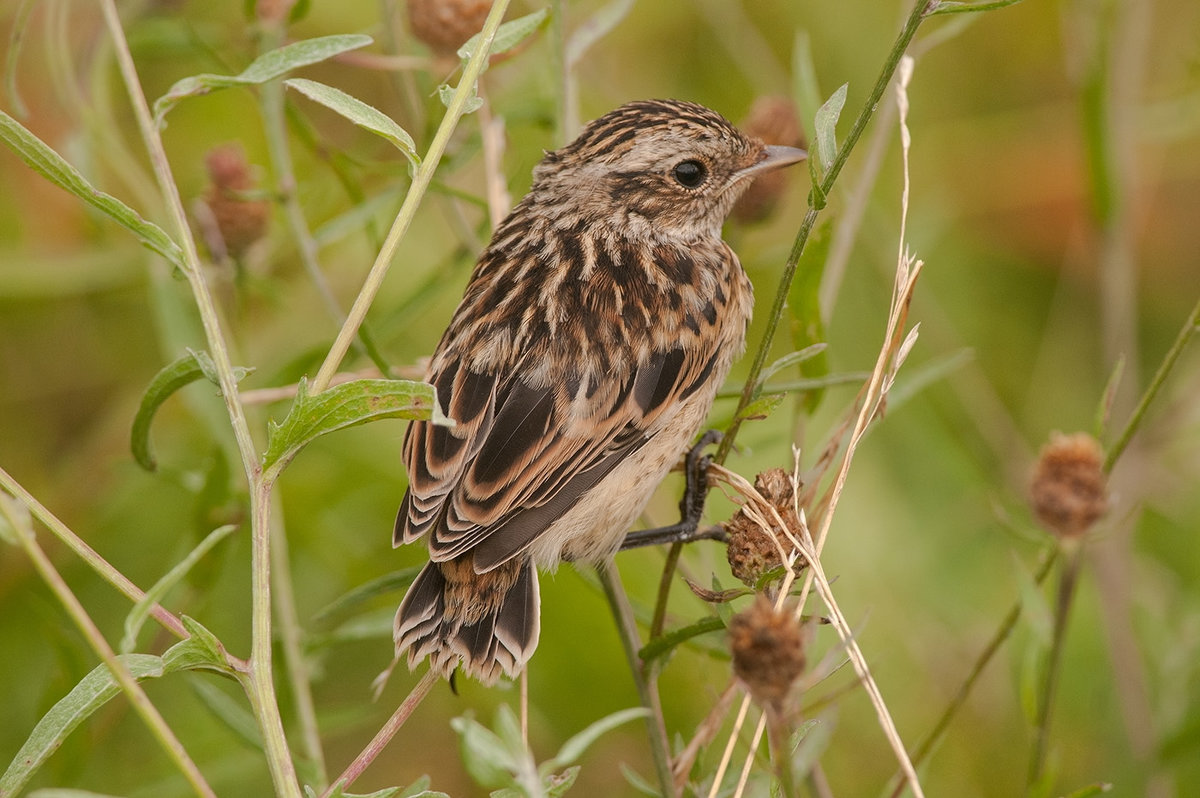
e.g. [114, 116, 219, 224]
[321, 669, 440, 797]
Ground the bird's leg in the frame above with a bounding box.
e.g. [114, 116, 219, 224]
[620, 430, 728, 550]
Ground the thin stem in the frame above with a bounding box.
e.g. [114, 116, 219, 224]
[311, 0, 514, 394]
[598, 561, 678, 798]
[891, 546, 1059, 797]
[0, 465, 197, 648]
[101, 5, 300, 794]
[1103, 294, 1200, 472]
[716, 0, 936, 465]
[270, 491, 328, 787]
[322, 669, 439, 796]
[1028, 541, 1086, 790]
[2, 502, 216, 798]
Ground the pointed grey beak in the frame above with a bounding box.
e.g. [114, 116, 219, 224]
[738, 145, 807, 178]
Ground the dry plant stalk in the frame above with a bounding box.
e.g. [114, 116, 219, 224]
[700, 54, 926, 798]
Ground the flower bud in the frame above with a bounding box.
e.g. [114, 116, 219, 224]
[408, 0, 491, 56]
[1030, 432, 1108, 539]
[725, 468, 805, 587]
[202, 144, 269, 260]
[730, 594, 806, 707]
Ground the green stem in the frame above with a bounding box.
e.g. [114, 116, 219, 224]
[598, 562, 678, 798]
[1, 500, 217, 798]
[100, 5, 300, 795]
[1028, 541, 1086, 790]
[311, 0, 514, 394]
[0, 465, 199, 648]
[716, 0, 937, 464]
[892, 546, 1059, 797]
[270, 490, 328, 787]
[1103, 294, 1200, 472]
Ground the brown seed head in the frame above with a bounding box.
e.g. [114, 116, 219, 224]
[408, 0, 491, 55]
[725, 468, 806, 587]
[202, 144, 269, 259]
[730, 594, 806, 706]
[1030, 432, 1108, 539]
[733, 97, 804, 223]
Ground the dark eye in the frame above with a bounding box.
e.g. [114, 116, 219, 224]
[672, 159, 707, 188]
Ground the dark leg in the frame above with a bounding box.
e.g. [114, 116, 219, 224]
[620, 430, 728, 550]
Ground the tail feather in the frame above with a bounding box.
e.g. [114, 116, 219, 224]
[395, 559, 540, 685]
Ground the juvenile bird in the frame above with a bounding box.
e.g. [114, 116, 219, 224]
[394, 99, 806, 684]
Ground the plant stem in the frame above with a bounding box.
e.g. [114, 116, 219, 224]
[322, 669, 439, 796]
[1028, 541, 1086, 790]
[716, 0, 936, 465]
[311, 0, 514, 394]
[2, 501, 217, 798]
[100, 5, 300, 794]
[891, 546, 1059, 797]
[1103, 294, 1200, 472]
[598, 561, 677, 798]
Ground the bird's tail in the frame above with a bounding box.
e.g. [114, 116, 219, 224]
[394, 557, 540, 685]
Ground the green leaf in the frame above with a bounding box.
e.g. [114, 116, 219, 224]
[120, 525, 237, 653]
[131, 350, 253, 471]
[437, 82, 483, 114]
[638, 617, 726, 665]
[1013, 553, 1053, 647]
[0, 492, 32, 545]
[0, 655, 163, 795]
[188, 676, 262, 749]
[451, 713, 520, 788]
[0, 111, 183, 268]
[930, 0, 1026, 15]
[566, 0, 634, 66]
[312, 566, 422, 625]
[153, 34, 373, 122]
[285, 79, 419, 164]
[757, 344, 828, 389]
[544, 766, 581, 797]
[543, 708, 650, 772]
[737, 392, 786, 422]
[264, 377, 441, 474]
[1059, 783, 1112, 798]
[29, 790, 125, 798]
[813, 83, 847, 176]
[319, 782, 439, 798]
[787, 220, 830, 412]
[172, 615, 233, 672]
[458, 7, 550, 61]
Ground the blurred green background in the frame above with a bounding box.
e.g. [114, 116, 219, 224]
[2, 0, 1198, 796]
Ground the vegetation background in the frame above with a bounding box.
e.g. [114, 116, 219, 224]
[1, 0, 1198, 796]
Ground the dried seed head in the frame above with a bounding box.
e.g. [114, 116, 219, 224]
[732, 97, 804, 223]
[730, 594, 806, 706]
[202, 144, 269, 259]
[725, 468, 806, 587]
[1030, 432, 1108, 539]
[408, 0, 491, 55]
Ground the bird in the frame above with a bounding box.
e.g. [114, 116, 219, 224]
[393, 98, 806, 685]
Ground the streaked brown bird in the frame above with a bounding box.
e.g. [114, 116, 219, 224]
[394, 99, 806, 684]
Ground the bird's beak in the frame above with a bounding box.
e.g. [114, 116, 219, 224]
[737, 145, 807, 178]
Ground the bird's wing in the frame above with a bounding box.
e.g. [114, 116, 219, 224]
[396, 337, 722, 573]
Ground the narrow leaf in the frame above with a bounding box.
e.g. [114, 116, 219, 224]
[458, 7, 550, 61]
[757, 344, 828, 389]
[153, 34, 372, 122]
[787, 220, 831, 412]
[188, 676, 262, 749]
[638, 617, 726, 664]
[0, 111, 183, 267]
[813, 83, 848, 175]
[450, 713, 519, 787]
[173, 615, 232, 672]
[544, 766, 581, 797]
[930, 0, 1026, 15]
[286, 79, 419, 164]
[263, 378, 440, 474]
[0, 655, 163, 795]
[544, 708, 649, 771]
[312, 566, 422, 624]
[29, 790, 125, 798]
[121, 525, 237, 652]
[131, 350, 252, 471]
[566, 0, 634, 66]
[737, 392, 786, 422]
[438, 82, 483, 114]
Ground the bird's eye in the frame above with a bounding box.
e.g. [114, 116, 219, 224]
[672, 160, 707, 188]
